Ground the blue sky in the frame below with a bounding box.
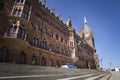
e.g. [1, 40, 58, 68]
[42, 0, 120, 68]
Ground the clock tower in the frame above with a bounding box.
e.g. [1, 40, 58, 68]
[83, 16, 95, 48]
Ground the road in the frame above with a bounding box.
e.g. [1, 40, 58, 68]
[109, 71, 120, 80]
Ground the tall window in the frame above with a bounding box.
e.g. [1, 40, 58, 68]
[18, 27, 25, 39]
[70, 42, 73, 47]
[0, 47, 8, 62]
[13, 8, 21, 17]
[32, 54, 37, 65]
[41, 57, 46, 66]
[9, 25, 17, 38]
[41, 39, 47, 49]
[61, 38, 63, 43]
[65, 40, 67, 45]
[56, 34, 59, 40]
[56, 61, 59, 67]
[42, 27, 47, 34]
[44, 18, 49, 24]
[49, 42, 53, 51]
[36, 12, 42, 20]
[22, 11, 28, 20]
[25, 1, 31, 7]
[49, 32, 53, 38]
[49, 59, 53, 67]
[56, 47, 59, 53]
[34, 24, 40, 31]
[19, 52, 25, 64]
[32, 36, 39, 47]
[50, 22, 54, 27]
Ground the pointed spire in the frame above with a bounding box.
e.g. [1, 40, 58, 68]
[84, 16, 87, 24]
[42, 0, 46, 6]
[50, 8, 55, 13]
[66, 17, 72, 27]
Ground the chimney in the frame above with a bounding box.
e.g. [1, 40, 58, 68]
[50, 8, 55, 13]
[42, 0, 46, 6]
[57, 14, 62, 20]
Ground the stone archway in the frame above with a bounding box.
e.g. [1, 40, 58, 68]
[41, 56, 46, 66]
[32, 54, 37, 65]
[19, 51, 26, 64]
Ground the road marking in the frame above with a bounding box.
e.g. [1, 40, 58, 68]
[85, 73, 108, 80]
[57, 73, 101, 80]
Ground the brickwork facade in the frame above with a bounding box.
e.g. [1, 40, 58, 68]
[0, 0, 99, 69]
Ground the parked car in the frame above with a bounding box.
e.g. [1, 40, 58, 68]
[61, 63, 77, 68]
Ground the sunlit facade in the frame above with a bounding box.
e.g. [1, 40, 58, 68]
[0, 0, 99, 69]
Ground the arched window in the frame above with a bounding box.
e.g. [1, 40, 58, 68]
[49, 32, 53, 38]
[18, 8, 21, 17]
[9, 25, 17, 37]
[18, 27, 25, 39]
[49, 59, 53, 67]
[49, 42, 53, 51]
[41, 56, 46, 66]
[22, 11, 28, 20]
[0, 47, 8, 62]
[41, 39, 47, 49]
[34, 24, 40, 31]
[42, 27, 47, 34]
[19, 52, 25, 64]
[56, 61, 59, 67]
[32, 54, 37, 65]
[13, 8, 21, 17]
[55, 47, 59, 53]
[32, 36, 39, 47]
[56, 34, 59, 40]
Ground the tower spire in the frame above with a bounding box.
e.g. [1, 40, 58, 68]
[84, 16, 87, 24]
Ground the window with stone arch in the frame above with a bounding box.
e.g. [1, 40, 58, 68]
[41, 56, 46, 66]
[19, 51, 25, 64]
[32, 36, 39, 47]
[56, 60, 59, 67]
[49, 31, 53, 38]
[49, 42, 53, 51]
[34, 24, 40, 31]
[9, 24, 17, 37]
[13, 7, 21, 17]
[18, 27, 25, 39]
[42, 27, 47, 34]
[32, 54, 37, 65]
[0, 47, 8, 62]
[49, 59, 53, 67]
[41, 38, 47, 49]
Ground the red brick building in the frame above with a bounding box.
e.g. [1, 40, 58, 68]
[0, 0, 99, 69]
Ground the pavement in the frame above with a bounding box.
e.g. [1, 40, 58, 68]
[109, 71, 120, 80]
